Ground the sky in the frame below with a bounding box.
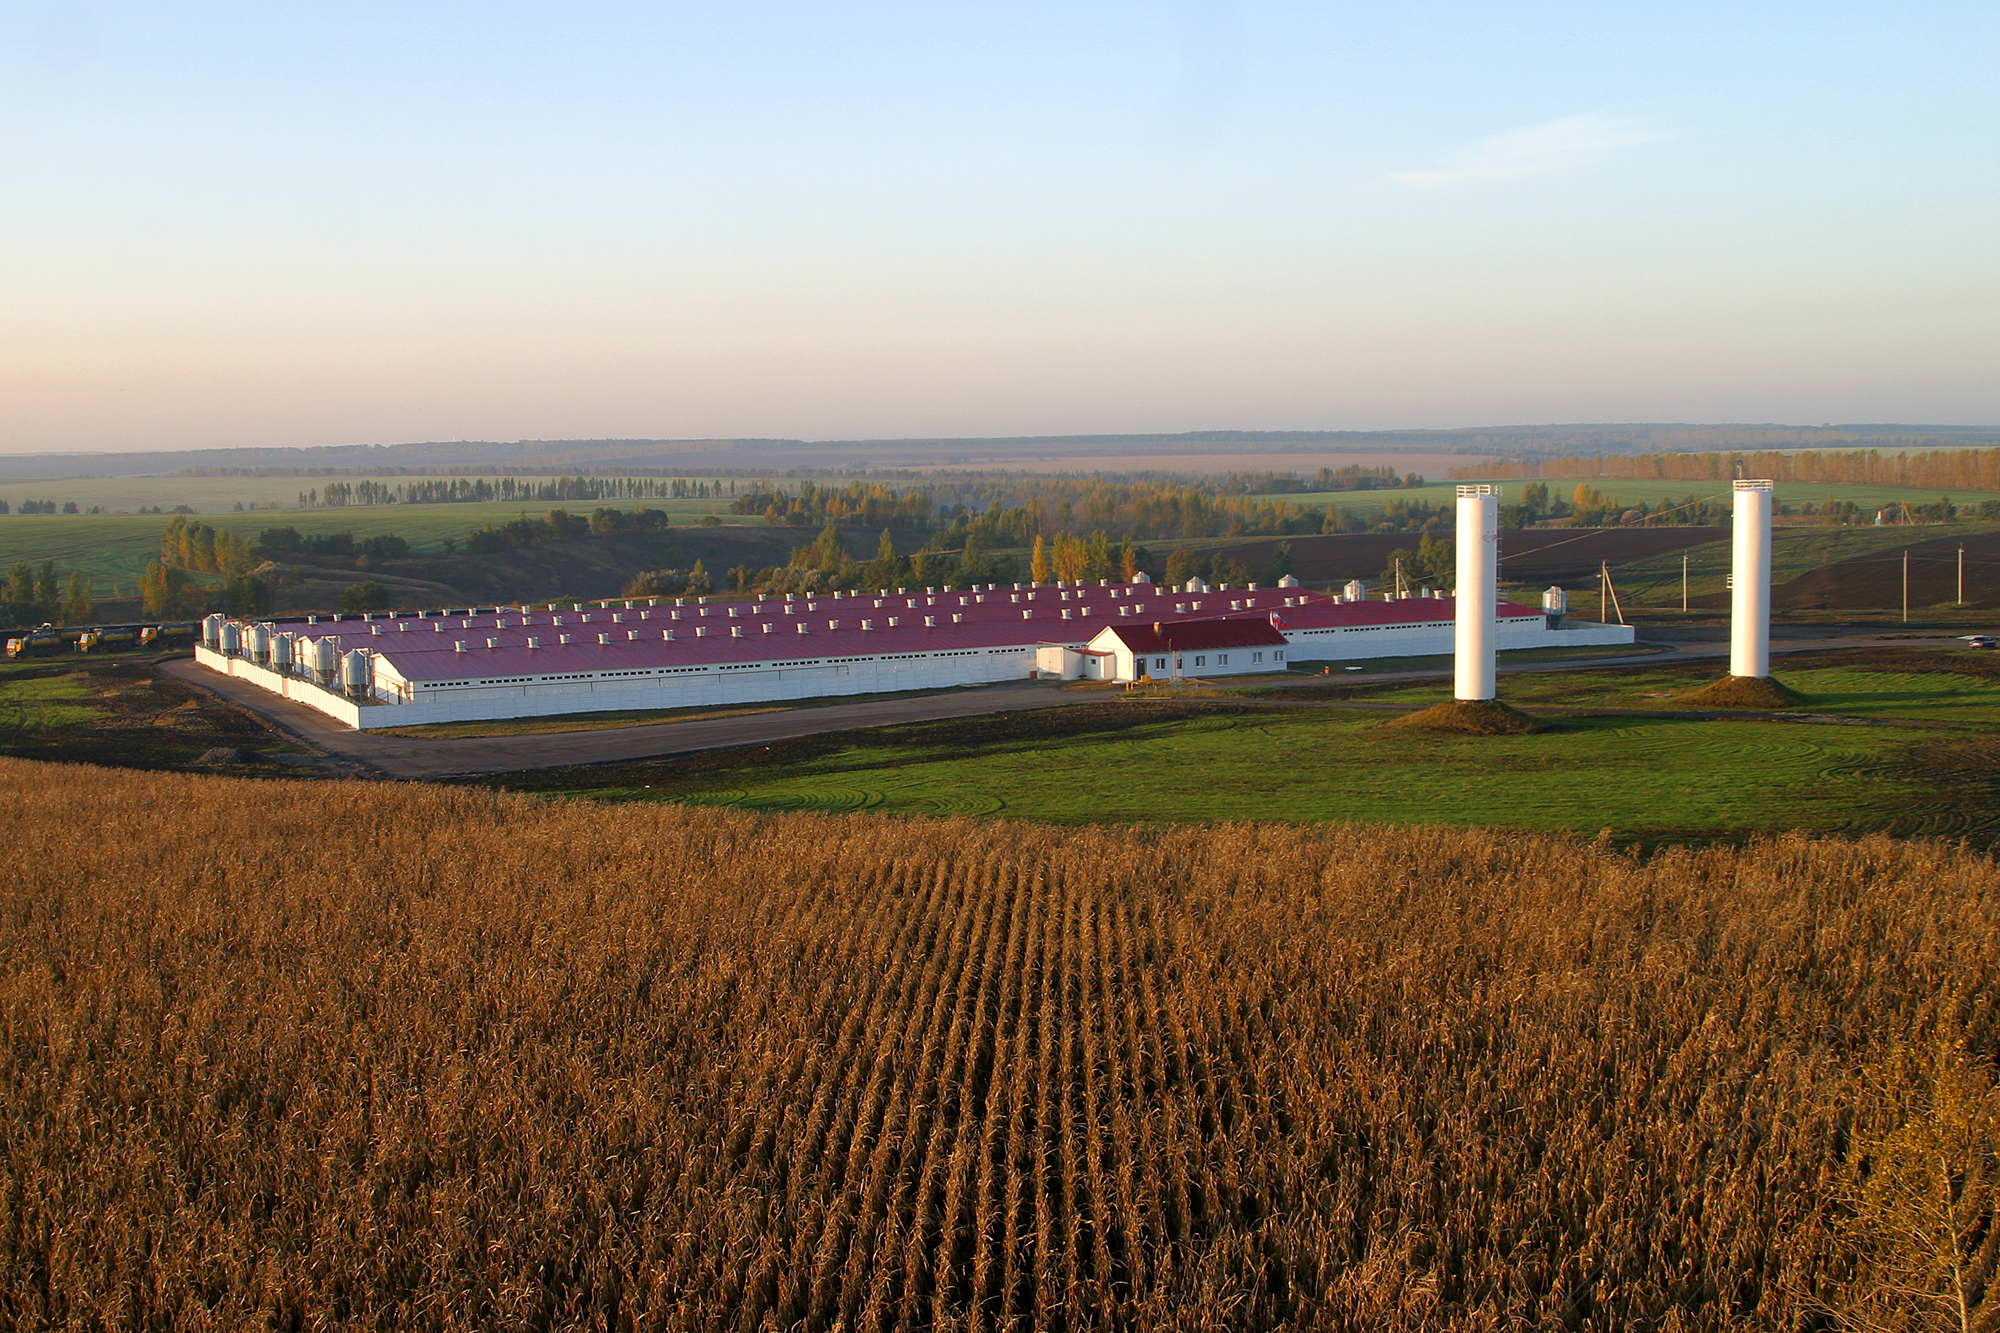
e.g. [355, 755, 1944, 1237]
[2, 1, 1997, 452]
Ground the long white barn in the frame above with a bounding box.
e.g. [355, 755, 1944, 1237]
[193, 579, 1633, 730]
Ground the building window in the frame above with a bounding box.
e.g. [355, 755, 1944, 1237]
[1253, 652, 1263, 663]
[1276, 650, 1284, 660]
[1194, 656, 1205, 667]
[1217, 654, 1228, 665]
[1155, 657, 1167, 671]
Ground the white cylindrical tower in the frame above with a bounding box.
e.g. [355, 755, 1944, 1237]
[1455, 485, 1499, 701]
[1731, 480, 1774, 678]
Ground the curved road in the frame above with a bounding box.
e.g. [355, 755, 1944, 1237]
[161, 628, 1961, 780]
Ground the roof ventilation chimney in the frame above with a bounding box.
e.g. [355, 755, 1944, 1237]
[527, 637, 541, 648]
[454, 641, 467, 652]
[485, 637, 498, 648]
[559, 633, 572, 644]
[598, 633, 611, 645]
[663, 629, 675, 641]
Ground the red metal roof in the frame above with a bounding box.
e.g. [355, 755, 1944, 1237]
[1095, 620, 1286, 652]
[257, 583, 1547, 684]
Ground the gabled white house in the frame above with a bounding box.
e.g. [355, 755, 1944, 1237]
[1082, 619, 1290, 682]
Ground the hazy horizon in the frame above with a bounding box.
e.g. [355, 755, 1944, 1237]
[6, 2, 1996, 453]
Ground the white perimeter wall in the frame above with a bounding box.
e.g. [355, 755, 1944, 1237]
[195, 645, 364, 727]
[198, 642, 1040, 730]
[1281, 616, 1634, 661]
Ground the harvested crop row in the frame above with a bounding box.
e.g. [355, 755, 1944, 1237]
[0, 759, 1994, 1330]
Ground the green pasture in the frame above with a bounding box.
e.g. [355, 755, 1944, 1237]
[1240, 482, 1454, 518]
[0, 495, 770, 594]
[485, 650, 2000, 845]
[509, 703, 1957, 844]
[1327, 651, 2000, 723]
[0, 667, 100, 733]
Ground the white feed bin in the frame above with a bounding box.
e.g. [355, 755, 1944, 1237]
[340, 650, 372, 699]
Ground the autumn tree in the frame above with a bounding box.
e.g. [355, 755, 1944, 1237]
[60, 574, 93, 625]
[139, 561, 199, 618]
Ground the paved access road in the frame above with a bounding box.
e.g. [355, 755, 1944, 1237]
[161, 629, 1966, 781]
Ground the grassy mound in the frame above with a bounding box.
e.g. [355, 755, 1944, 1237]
[1383, 698, 1547, 735]
[1677, 675, 1808, 710]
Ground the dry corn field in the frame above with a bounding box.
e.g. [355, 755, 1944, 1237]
[3, 757, 1998, 1332]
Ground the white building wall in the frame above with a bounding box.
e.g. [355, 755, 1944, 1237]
[199, 641, 1044, 729]
[1279, 616, 1633, 661]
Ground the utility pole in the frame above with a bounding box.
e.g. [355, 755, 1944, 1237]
[1959, 545, 1965, 607]
[1903, 549, 1910, 624]
[1682, 553, 1689, 613]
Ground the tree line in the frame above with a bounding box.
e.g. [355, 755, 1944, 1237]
[1, 562, 94, 628]
[299, 476, 737, 507]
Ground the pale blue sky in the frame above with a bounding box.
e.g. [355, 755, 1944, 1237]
[3, 2, 1996, 451]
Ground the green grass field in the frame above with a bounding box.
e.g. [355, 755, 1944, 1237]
[1325, 648, 2000, 722]
[0, 494, 771, 595]
[486, 649, 2000, 846]
[0, 670, 101, 733]
[504, 705, 1945, 843]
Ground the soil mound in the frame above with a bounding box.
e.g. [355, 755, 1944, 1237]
[1676, 675, 1807, 709]
[194, 746, 268, 767]
[1383, 698, 1547, 735]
